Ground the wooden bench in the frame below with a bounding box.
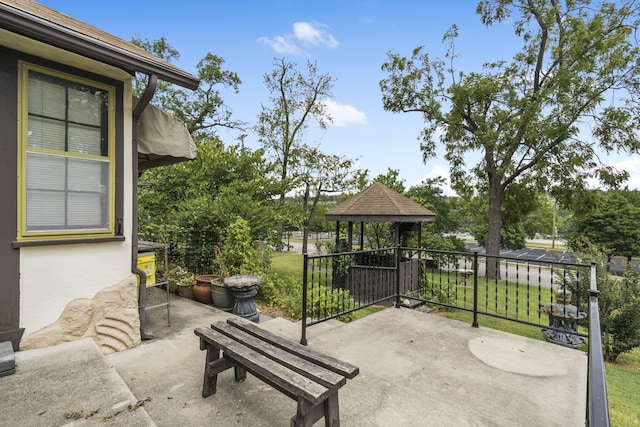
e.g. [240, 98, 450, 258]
[194, 318, 359, 427]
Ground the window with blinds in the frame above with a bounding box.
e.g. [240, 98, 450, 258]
[18, 63, 115, 238]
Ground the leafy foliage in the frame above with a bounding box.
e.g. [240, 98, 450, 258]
[406, 177, 459, 233]
[380, 0, 640, 271]
[565, 238, 640, 362]
[138, 140, 280, 273]
[256, 58, 340, 249]
[132, 37, 244, 138]
[218, 218, 260, 276]
[568, 191, 640, 261]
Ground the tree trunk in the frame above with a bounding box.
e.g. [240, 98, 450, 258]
[486, 173, 503, 280]
[301, 185, 322, 255]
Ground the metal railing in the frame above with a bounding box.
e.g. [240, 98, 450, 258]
[301, 246, 609, 425]
[587, 264, 610, 427]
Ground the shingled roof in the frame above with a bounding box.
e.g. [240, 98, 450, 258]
[0, 0, 199, 89]
[325, 182, 436, 223]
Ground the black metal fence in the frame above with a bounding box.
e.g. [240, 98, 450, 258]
[301, 245, 608, 425]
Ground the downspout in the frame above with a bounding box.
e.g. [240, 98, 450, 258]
[132, 74, 157, 340]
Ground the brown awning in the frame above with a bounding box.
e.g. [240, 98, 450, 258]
[136, 99, 198, 170]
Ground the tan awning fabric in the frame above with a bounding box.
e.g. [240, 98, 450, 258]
[136, 99, 198, 170]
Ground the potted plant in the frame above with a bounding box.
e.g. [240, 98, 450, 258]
[209, 246, 234, 311]
[210, 219, 261, 311]
[170, 266, 195, 300]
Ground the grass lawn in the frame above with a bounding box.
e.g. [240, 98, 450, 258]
[270, 251, 640, 426]
[606, 348, 640, 427]
[271, 251, 304, 279]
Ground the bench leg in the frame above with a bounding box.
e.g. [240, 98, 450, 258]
[323, 391, 340, 427]
[291, 399, 315, 427]
[202, 343, 220, 398]
[234, 366, 247, 382]
[290, 392, 340, 427]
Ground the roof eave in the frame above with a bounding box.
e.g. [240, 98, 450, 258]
[0, 3, 199, 90]
[325, 215, 436, 223]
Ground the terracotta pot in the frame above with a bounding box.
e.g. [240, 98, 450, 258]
[177, 284, 194, 300]
[196, 274, 222, 286]
[192, 283, 212, 304]
[193, 275, 220, 304]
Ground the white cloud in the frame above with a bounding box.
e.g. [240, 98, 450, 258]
[293, 22, 339, 48]
[584, 157, 640, 190]
[258, 21, 338, 54]
[608, 157, 640, 190]
[323, 99, 367, 126]
[416, 164, 456, 196]
[256, 35, 301, 55]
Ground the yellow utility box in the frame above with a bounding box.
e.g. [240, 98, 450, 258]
[137, 252, 156, 287]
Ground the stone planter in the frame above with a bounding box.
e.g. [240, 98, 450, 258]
[211, 279, 235, 312]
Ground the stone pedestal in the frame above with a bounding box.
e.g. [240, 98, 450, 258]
[540, 288, 587, 349]
[224, 274, 262, 323]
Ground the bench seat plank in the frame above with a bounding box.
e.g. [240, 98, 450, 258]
[194, 326, 329, 404]
[211, 321, 346, 390]
[226, 317, 360, 379]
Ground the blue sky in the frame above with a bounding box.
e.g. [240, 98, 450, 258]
[40, 0, 640, 194]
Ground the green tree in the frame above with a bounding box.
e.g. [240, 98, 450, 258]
[380, 1, 640, 277]
[139, 140, 280, 272]
[567, 238, 640, 362]
[406, 177, 459, 233]
[132, 37, 244, 138]
[568, 191, 640, 262]
[295, 146, 359, 254]
[257, 58, 335, 249]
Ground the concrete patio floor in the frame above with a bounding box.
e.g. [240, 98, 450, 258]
[1, 288, 587, 426]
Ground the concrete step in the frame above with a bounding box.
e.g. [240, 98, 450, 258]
[1, 338, 154, 426]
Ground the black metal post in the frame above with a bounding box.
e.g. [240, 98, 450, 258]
[472, 250, 479, 328]
[300, 253, 309, 345]
[395, 245, 401, 308]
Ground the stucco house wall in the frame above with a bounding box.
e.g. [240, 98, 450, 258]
[0, 0, 198, 351]
[3, 33, 134, 339]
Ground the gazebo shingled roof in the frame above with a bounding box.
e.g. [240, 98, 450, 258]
[325, 182, 436, 250]
[326, 182, 436, 223]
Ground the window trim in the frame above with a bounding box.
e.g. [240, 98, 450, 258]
[17, 61, 117, 241]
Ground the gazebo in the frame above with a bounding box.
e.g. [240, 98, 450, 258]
[325, 182, 436, 251]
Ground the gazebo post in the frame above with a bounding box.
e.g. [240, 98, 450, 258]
[359, 221, 364, 250]
[394, 222, 401, 246]
[347, 222, 353, 251]
[335, 221, 340, 250]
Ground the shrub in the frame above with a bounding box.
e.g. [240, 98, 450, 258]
[307, 285, 356, 322]
[599, 268, 640, 362]
[563, 237, 640, 362]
